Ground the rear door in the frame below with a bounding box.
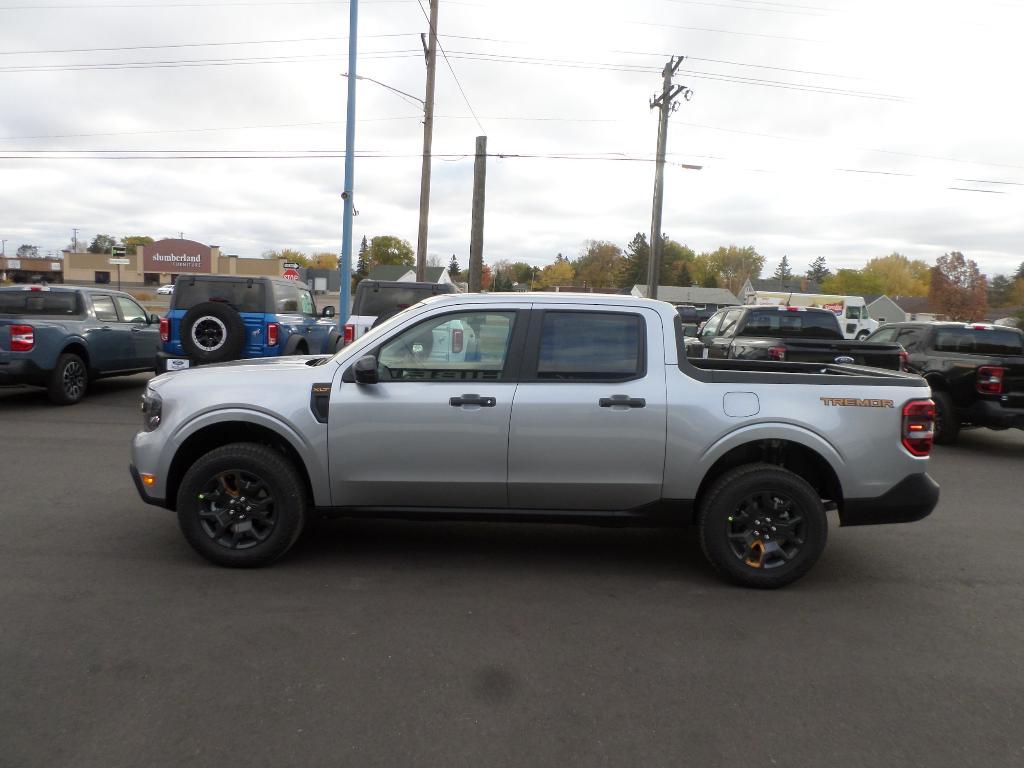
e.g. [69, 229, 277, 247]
[87, 293, 130, 371]
[114, 295, 159, 369]
[507, 306, 667, 511]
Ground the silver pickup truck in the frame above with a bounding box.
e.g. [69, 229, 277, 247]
[131, 293, 939, 588]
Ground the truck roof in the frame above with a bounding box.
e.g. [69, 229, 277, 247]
[0, 285, 128, 296]
[420, 292, 669, 309]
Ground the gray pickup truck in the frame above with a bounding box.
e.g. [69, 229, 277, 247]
[131, 293, 939, 588]
[0, 286, 160, 404]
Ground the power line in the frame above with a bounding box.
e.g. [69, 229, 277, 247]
[0, 1, 413, 9]
[415, 0, 485, 135]
[629, 20, 824, 43]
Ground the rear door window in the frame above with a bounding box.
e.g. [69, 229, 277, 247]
[741, 309, 842, 339]
[272, 283, 301, 313]
[91, 294, 119, 322]
[172, 280, 266, 313]
[933, 327, 1024, 355]
[535, 311, 643, 381]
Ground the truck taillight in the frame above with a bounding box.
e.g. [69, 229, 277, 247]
[159, 317, 169, 342]
[902, 399, 935, 457]
[10, 324, 34, 351]
[976, 366, 1004, 395]
[267, 323, 279, 347]
[768, 346, 786, 361]
[343, 323, 355, 346]
[451, 327, 464, 353]
[899, 350, 909, 372]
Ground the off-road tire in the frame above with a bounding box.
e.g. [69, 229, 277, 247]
[698, 463, 828, 589]
[179, 301, 246, 364]
[931, 390, 959, 445]
[176, 442, 307, 567]
[47, 352, 88, 405]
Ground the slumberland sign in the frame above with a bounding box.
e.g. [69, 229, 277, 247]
[141, 239, 213, 273]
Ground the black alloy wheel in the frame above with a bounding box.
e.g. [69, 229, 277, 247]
[48, 352, 88, 405]
[725, 491, 806, 569]
[196, 470, 277, 550]
[192, 317, 226, 352]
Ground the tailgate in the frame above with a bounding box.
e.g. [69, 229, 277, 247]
[783, 339, 903, 369]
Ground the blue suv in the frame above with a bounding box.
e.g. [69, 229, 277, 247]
[156, 275, 339, 373]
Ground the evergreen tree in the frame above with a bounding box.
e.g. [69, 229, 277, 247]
[773, 255, 794, 280]
[806, 255, 832, 283]
[448, 254, 461, 280]
[1016, 262, 1024, 281]
[355, 235, 370, 280]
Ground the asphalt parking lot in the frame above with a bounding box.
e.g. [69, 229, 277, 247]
[1, 376, 1022, 768]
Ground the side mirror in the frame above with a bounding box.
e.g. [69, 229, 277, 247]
[149, 313, 160, 325]
[352, 355, 379, 384]
[321, 306, 336, 318]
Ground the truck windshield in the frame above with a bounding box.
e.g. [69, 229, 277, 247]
[933, 327, 1024, 355]
[741, 309, 843, 339]
[0, 291, 81, 315]
[172, 280, 265, 313]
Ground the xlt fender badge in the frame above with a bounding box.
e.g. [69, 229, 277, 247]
[310, 383, 332, 423]
[821, 397, 894, 408]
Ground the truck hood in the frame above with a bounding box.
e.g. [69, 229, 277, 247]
[150, 355, 335, 390]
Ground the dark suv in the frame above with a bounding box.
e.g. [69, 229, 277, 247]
[156, 275, 339, 373]
[866, 321, 1024, 443]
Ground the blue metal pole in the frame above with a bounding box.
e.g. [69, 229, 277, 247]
[339, 0, 358, 328]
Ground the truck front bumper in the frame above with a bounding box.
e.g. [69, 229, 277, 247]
[839, 473, 939, 527]
[130, 463, 169, 509]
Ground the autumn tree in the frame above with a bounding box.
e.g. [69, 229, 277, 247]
[16, 244, 39, 259]
[573, 240, 623, 289]
[480, 264, 493, 291]
[806, 256, 831, 284]
[616, 232, 695, 289]
[988, 274, 1013, 307]
[122, 235, 154, 252]
[534, 260, 575, 289]
[702, 245, 765, 296]
[689, 253, 721, 288]
[772, 255, 794, 280]
[309, 252, 338, 269]
[88, 234, 117, 254]
[263, 248, 309, 266]
[506, 261, 536, 285]
[861, 252, 930, 295]
[821, 269, 885, 296]
[367, 235, 414, 267]
[928, 251, 988, 321]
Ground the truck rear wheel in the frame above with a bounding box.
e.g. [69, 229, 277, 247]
[176, 442, 306, 567]
[698, 463, 827, 589]
[47, 352, 88, 405]
[931, 390, 959, 445]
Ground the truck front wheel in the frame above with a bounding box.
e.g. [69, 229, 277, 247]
[698, 463, 828, 589]
[176, 442, 307, 567]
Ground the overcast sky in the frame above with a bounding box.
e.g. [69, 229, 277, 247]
[1, 0, 1021, 278]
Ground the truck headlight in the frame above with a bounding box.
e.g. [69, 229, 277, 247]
[140, 391, 163, 431]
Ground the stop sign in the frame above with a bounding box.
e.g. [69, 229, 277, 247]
[282, 267, 300, 280]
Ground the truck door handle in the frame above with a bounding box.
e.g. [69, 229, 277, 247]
[599, 395, 646, 408]
[130, 327, 142, 333]
[449, 394, 496, 408]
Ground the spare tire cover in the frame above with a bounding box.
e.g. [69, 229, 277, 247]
[180, 301, 247, 363]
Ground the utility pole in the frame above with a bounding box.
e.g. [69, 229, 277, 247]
[468, 135, 486, 292]
[415, 0, 439, 282]
[646, 55, 691, 301]
[72, 228, 79, 253]
[339, 0, 359, 325]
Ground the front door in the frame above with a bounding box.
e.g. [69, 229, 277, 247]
[328, 307, 528, 508]
[707, 307, 742, 358]
[507, 307, 667, 511]
[86, 293, 130, 371]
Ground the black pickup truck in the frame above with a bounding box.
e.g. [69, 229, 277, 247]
[866, 321, 1024, 442]
[689, 305, 905, 370]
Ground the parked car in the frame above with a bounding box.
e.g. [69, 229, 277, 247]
[866, 321, 1024, 443]
[744, 291, 878, 339]
[156, 284, 175, 296]
[132, 293, 939, 588]
[343, 279, 458, 346]
[0, 285, 160, 404]
[690, 305, 905, 369]
[156, 275, 339, 374]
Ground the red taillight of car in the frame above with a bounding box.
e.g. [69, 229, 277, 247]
[343, 323, 355, 346]
[159, 317, 169, 342]
[768, 346, 786, 361]
[10, 324, 34, 352]
[899, 349, 909, 372]
[451, 327, 464, 354]
[976, 365, 1005, 395]
[267, 323, 279, 347]
[901, 399, 935, 457]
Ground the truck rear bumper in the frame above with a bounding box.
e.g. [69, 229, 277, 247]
[964, 399, 1024, 430]
[0, 357, 47, 386]
[839, 473, 939, 527]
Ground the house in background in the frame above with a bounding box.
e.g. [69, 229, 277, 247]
[366, 265, 454, 285]
[740, 277, 823, 304]
[630, 285, 740, 321]
[866, 295, 943, 323]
